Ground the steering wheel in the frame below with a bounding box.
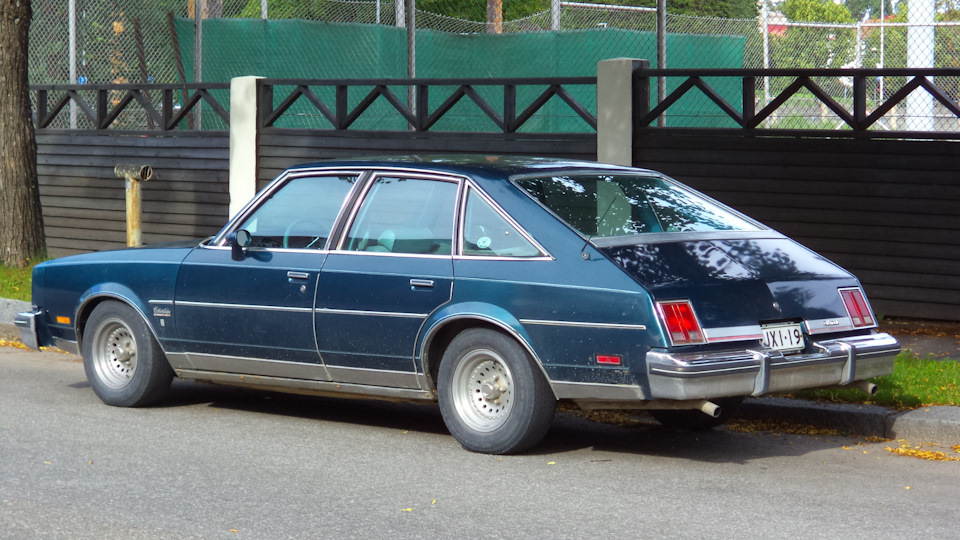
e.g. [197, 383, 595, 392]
[282, 219, 323, 249]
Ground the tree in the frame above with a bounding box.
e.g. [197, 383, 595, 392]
[844, 0, 893, 21]
[1, 0, 45, 268]
[772, 0, 856, 69]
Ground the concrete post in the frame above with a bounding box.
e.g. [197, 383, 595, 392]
[229, 76, 263, 219]
[597, 58, 648, 167]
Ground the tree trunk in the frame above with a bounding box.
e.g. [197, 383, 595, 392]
[0, 0, 45, 268]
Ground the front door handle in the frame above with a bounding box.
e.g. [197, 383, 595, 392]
[410, 279, 434, 288]
[287, 271, 310, 280]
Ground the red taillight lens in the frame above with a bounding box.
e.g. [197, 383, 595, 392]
[596, 354, 621, 365]
[839, 287, 876, 328]
[656, 300, 706, 346]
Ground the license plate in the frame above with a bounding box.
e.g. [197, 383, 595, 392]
[761, 323, 804, 352]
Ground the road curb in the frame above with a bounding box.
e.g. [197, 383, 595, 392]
[0, 298, 30, 340]
[741, 396, 960, 446]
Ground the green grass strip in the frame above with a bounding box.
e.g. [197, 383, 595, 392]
[795, 351, 960, 409]
[0, 260, 39, 303]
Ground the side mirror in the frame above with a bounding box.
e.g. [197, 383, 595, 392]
[227, 229, 251, 261]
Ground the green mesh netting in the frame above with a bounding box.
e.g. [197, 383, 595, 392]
[176, 18, 745, 131]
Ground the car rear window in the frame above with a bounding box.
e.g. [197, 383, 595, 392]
[515, 174, 760, 238]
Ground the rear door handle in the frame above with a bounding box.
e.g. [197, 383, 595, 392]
[410, 279, 434, 288]
[287, 271, 310, 280]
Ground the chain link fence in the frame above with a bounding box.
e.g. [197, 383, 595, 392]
[28, 0, 960, 132]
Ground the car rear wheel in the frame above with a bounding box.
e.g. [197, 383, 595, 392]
[82, 301, 174, 407]
[650, 396, 745, 430]
[437, 328, 555, 454]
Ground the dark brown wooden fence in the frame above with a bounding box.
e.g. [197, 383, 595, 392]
[29, 72, 960, 320]
[37, 131, 229, 256]
[629, 67, 960, 321]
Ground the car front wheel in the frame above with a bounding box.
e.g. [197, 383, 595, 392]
[437, 328, 555, 454]
[82, 301, 174, 407]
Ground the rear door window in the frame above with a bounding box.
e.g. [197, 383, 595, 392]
[342, 176, 459, 255]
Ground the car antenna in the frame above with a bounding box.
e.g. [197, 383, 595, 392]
[582, 193, 620, 260]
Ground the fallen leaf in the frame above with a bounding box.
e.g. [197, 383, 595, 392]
[547, 461, 556, 465]
[401, 508, 413, 512]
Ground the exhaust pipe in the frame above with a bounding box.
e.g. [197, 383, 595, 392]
[854, 381, 878, 395]
[698, 400, 721, 418]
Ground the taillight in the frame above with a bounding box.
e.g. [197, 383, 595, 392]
[839, 287, 876, 328]
[656, 300, 706, 346]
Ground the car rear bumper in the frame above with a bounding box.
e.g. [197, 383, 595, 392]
[645, 332, 900, 401]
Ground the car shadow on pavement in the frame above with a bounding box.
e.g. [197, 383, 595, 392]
[531, 413, 835, 464]
[158, 379, 840, 463]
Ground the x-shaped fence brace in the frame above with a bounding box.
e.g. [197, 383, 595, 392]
[30, 69, 960, 136]
[33, 83, 230, 130]
[635, 68, 960, 135]
[258, 78, 599, 133]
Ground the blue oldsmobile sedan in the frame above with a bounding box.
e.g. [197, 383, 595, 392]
[17, 156, 899, 454]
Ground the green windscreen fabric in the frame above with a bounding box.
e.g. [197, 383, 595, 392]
[176, 18, 745, 131]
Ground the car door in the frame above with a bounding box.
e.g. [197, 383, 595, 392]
[315, 172, 459, 389]
[173, 172, 359, 380]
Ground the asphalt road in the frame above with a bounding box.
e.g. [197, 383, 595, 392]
[2, 348, 958, 540]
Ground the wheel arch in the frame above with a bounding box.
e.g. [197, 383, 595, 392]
[418, 306, 553, 396]
[75, 287, 162, 355]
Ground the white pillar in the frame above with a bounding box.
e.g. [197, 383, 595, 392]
[229, 76, 263, 219]
[550, 0, 561, 30]
[597, 58, 645, 167]
[907, 0, 935, 131]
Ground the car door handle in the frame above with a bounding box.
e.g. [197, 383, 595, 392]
[287, 271, 310, 280]
[410, 279, 434, 288]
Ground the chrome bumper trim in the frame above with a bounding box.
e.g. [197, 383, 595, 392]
[646, 332, 900, 400]
[14, 310, 42, 350]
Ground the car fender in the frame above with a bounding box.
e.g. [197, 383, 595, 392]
[417, 301, 552, 393]
[74, 283, 161, 353]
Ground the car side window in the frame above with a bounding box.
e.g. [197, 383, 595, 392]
[462, 188, 541, 257]
[236, 174, 357, 249]
[343, 176, 458, 255]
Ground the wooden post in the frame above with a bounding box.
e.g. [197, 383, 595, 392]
[114, 164, 154, 247]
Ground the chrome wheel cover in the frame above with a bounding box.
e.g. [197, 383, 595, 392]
[91, 318, 138, 389]
[451, 348, 514, 432]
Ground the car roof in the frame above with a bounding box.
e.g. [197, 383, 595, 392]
[285, 155, 658, 179]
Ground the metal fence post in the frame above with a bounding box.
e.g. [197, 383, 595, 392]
[656, 0, 666, 127]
